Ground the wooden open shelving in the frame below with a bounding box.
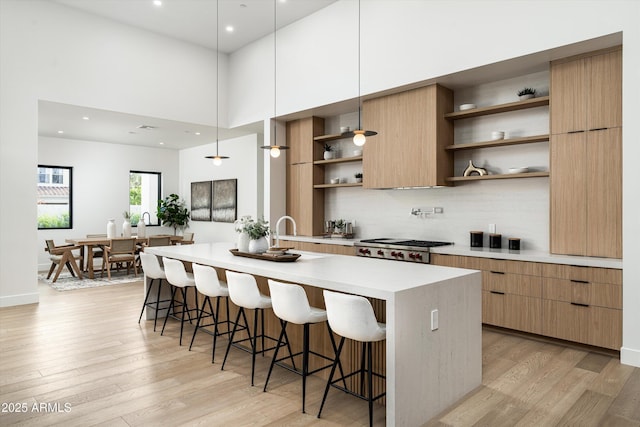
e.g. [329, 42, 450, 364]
[445, 134, 549, 151]
[314, 182, 363, 189]
[313, 134, 349, 143]
[313, 156, 362, 165]
[446, 171, 549, 182]
[444, 96, 549, 120]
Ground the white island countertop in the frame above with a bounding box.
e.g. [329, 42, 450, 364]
[145, 242, 482, 426]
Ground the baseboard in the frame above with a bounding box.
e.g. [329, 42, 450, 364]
[0, 292, 39, 307]
[621, 346, 640, 368]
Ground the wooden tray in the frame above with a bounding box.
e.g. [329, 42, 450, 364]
[229, 249, 301, 262]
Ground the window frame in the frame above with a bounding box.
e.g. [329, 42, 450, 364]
[37, 164, 73, 230]
[129, 170, 161, 227]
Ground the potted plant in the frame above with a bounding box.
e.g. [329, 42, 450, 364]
[334, 219, 346, 234]
[354, 172, 363, 183]
[234, 215, 254, 252]
[122, 211, 132, 237]
[517, 87, 536, 100]
[244, 217, 270, 254]
[323, 143, 334, 160]
[157, 193, 190, 235]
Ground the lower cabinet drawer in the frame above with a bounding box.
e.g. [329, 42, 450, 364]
[482, 291, 542, 335]
[542, 300, 621, 350]
[483, 271, 542, 297]
[542, 277, 622, 309]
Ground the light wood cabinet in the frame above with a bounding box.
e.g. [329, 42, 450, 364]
[362, 84, 453, 188]
[430, 254, 622, 350]
[285, 117, 325, 236]
[278, 239, 355, 256]
[550, 47, 622, 134]
[550, 128, 622, 258]
[549, 47, 622, 258]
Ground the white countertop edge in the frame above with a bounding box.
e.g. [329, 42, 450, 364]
[430, 245, 622, 269]
[145, 243, 479, 300]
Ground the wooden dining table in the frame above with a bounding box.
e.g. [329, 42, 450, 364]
[66, 235, 182, 279]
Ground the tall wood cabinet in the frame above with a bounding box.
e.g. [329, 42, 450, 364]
[550, 47, 622, 258]
[286, 117, 325, 236]
[362, 84, 453, 188]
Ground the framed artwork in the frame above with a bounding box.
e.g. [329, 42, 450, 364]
[212, 179, 237, 223]
[190, 181, 212, 221]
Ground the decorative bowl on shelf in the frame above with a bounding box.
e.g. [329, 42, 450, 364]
[459, 103, 476, 111]
[330, 178, 340, 184]
[491, 131, 505, 140]
[508, 167, 529, 174]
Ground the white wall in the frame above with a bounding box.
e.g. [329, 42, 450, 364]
[0, 0, 220, 306]
[178, 134, 263, 244]
[228, 0, 640, 366]
[36, 136, 179, 270]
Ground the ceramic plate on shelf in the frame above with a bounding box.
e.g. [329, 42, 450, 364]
[459, 103, 476, 111]
[508, 167, 529, 174]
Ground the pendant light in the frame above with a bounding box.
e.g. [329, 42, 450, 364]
[260, 0, 289, 158]
[341, 0, 376, 146]
[205, 0, 229, 166]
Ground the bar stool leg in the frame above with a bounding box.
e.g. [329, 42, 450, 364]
[188, 296, 210, 350]
[251, 308, 259, 386]
[367, 341, 374, 427]
[221, 308, 244, 371]
[160, 286, 178, 336]
[317, 336, 346, 419]
[263, 320, 288, 393]
[153, 278, 164, 332]
[302, 323, 309, 413]
[211, 296, 220, 363]
[138, 278, 155, 324]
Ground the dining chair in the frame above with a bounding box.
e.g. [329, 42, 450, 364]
[101, 237, 138, 279]
[180, 232, 194, 245]
[45, 240, 84, 283]
[85, 233, 106, 270]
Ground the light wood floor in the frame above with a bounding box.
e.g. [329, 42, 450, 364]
[1, 281, 639, 427]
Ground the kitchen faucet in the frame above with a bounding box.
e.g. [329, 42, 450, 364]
[141, 211, 151, 225]
[274, 215, 297, 248]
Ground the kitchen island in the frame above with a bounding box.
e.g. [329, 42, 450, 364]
[145, 242, 481, 426]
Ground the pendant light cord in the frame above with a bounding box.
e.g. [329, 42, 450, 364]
[358, 0, 361, 130]
[273, 0, 277, 146]
[216, 0, 220, 156]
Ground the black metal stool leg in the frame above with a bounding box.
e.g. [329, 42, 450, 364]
[317, 336, 345, 419]
[302, 323, 310, 413]
[367, 341, 374, 427]
[211, 296, 220, 363]
[221, 308, 244, 371]
[189, 296, 209, 350]
[251, 308, 259, 386]
[263, 319, 288, 393]
[160, 286, 178, 336]
[153, 278, 164, 332]
[179, 287, 188, 345]
[138, 277, 154, 323]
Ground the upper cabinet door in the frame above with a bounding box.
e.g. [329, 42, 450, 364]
[362, 85, 453, 188]
[587, 50, 622, 130]
[550, 58, 586, 134]
[286, 117, 324, 165]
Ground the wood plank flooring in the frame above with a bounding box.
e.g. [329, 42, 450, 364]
[1, 280, 639, 426]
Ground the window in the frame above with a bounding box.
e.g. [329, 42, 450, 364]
[129, 171, 161, 226]
[37, 165, 72, 229]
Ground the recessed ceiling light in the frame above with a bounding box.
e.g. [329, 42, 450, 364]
[159, 141, 164, 145]
[195, 132, 201, 136]
[82, 116, 89, 120]
[226, 25, 234, 33]
[57, 130, 64, 134]
[153, 0, 162, 6]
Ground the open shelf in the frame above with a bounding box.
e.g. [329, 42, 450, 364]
[313, 134, 349, 143]
[444, 96, 550, 120]
[313, 156, 363, 165]
[314, 182, 363, 189]
[446, 171, 549, 182]
[445, 134, 550, 151]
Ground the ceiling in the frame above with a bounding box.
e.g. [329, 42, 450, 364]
[43, 0, 337, 150]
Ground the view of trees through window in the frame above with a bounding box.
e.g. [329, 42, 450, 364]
[129, 171, 161, 226]
[37, 165, 72, 229]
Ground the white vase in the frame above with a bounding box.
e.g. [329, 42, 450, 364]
[248, 236, 269, 254]
[107, 219, 116, 238]
[237, 232, 250, 252]
[137, 220, 146, 238]
[123, 220, 132, 237]
[324, 151, 334, 160]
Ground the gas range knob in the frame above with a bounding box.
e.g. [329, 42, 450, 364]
[359, 248, 371, 255]
[377, 250, 384, 256]
[397, 252, 404, 258]
[415, 253, 423, 261]
[390, 251, 397, 257]
[409, 253, 416, 259]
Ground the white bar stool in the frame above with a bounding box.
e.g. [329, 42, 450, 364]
[221, 271, 280, 386]
[263, 280, 342, 413]
[318, 290, 387, 427]
[188, 263, 233, 363]
[138, 252, 171, 332]
[160, 257, 198, 346]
